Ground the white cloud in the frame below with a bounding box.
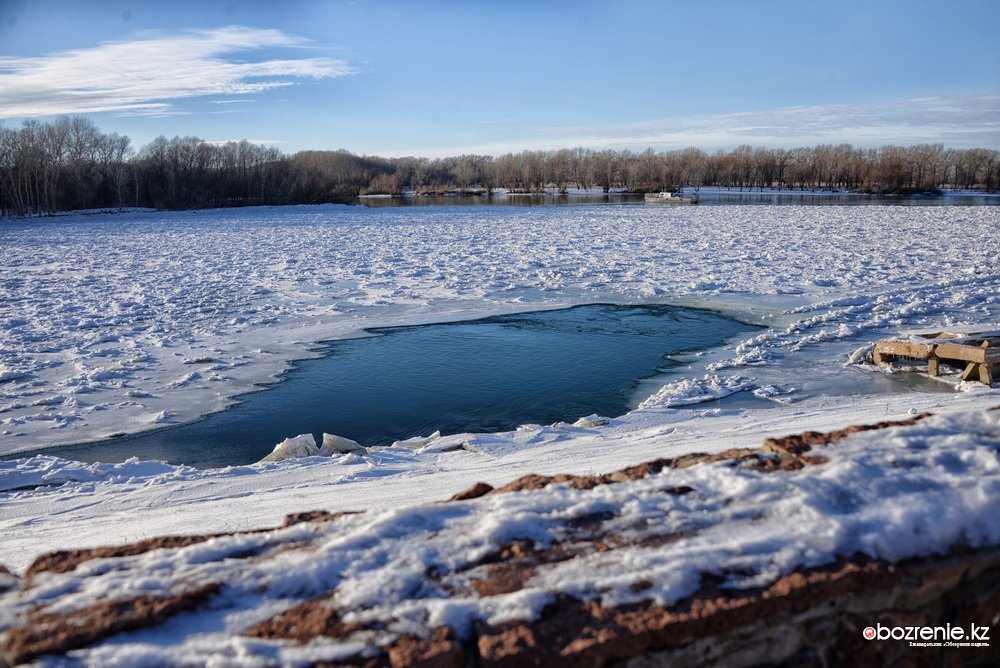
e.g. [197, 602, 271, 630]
[545, 95, 1000, 146]
[387, 95, 1000, 157]
[0, 26, 353, 118]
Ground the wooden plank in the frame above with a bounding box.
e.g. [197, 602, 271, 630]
[917, 331, 964, 340]
[873, 341, 934, 360]
[982, 342, 1000, 366]
[960, 362, 980, 381]
[873, 333, 996, 386]
[934, 343, 988, 364]
[947, 337, 1000, 349]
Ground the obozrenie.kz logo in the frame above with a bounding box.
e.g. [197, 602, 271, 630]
[863, 622, 991, 644]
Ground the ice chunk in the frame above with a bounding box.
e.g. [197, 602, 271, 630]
[150, 410, 174, 424]
[334, 452, 365, 465]
[573, 414, 610, 428]
[391, 431, 442, 449]
[259, 434, 318, 462]
[123, 389, 152, 398]
[320, 433, 367, 456]
[638, 375, 750, 409]
[0, 366, 28, 383]
[846, 343, 873, 366]
[751, 384, 796, 404]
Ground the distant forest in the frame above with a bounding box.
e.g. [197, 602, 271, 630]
[2, 116, 999, 216]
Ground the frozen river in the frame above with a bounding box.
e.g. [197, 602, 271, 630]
[0, 203, 997, 461]
[1, 201, 997, 575]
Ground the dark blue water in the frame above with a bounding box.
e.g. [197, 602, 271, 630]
[29, 304, 757, 468]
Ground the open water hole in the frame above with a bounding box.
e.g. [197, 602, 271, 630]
[33, 304, 759, 468]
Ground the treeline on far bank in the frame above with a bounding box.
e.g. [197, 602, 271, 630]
[2, 116, 999, 216]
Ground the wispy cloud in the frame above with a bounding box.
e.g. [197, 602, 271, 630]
[0, 26, 353, 119]
[390, 95, 1000, 157]
[542, 95, 1000, 147]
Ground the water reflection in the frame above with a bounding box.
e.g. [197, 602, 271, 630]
[355, 192, 999, 207]
[357, 193, 645, 207]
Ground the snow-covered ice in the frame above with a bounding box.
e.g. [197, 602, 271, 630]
[259, 433, 318, 462]
[0, 203, 998, 572]
[1, 204, 996, 454]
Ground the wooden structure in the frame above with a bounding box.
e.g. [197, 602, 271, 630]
[872, 330, 999, 386]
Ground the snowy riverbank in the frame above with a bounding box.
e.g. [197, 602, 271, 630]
[2, 406, 997, 665]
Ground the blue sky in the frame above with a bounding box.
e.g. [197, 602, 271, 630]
[1, 0, 998, 155]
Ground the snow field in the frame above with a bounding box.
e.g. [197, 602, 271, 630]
[0, 203, 998, 573]
[1, 204, 996, 453]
